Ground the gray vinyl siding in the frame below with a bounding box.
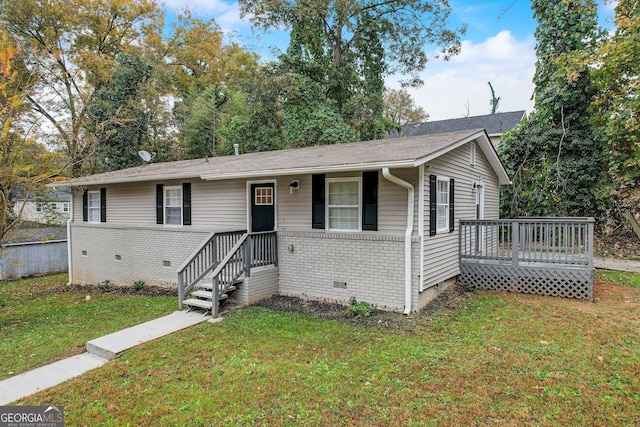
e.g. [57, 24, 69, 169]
[276, 169, 417, 234]
[73, 179, 247, 231]
[422, 141, 500, 290]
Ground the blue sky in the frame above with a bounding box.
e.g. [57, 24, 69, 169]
[162, 0, 616, 121]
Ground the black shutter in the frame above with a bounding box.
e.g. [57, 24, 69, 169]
[182, 183, 192, 226]
[449, 179, 455, 232]
[362, 171, 378, 231]
[312, 174, 325, 229]
[429, 175, 436, 236]
[156, 184, 164, 224]
[82, 190, 88, 222]
[100, 188, 107, 223]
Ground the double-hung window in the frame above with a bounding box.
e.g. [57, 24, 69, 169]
[429, 174, 454, 235]
[35, 203, 43, 213]
[436, 178, 450, 232]
[87, 191, 101, 223]
[156, 183, 191, 226]
[164, 186, 182, 226]
[327, 178, 361, 231]
[63, 203, 70, 213]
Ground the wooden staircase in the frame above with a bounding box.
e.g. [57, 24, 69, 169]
[182, 274, 242, 312]
[177, 230, 278, 317]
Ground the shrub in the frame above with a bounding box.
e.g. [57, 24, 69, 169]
[347, 298, 372, 317]
[132, 280, 145, 292]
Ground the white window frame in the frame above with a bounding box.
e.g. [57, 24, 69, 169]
[326, 177, 362, 232]
[163, 185, 183, 226]
[50, 202, 58, 210]
[436, 177, 450, 233]
[63, 203, 70, 213]
[87, 191, 101, 223]
[35, 202, 43, 213]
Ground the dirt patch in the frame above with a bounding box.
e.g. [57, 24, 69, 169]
[253, 282, 475, 332]
[51, 283, 177, 297]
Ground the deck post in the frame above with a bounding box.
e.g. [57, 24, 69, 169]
[178, 275, 184, 310]
[213, 276, 219, 318]
[511, 220, 519, 267]
[244, 235, 252, 277]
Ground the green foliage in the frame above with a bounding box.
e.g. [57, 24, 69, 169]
[132, 280, 145, 292]
[240, 0, 463, 141]
[219, 68, 355, 153]
[87, 53, 152, 172]
[500, 0, 605, 219]
[176, 86, 229, 159]
[347, 298, 372, 316]
[590, 0, 640, 209]
[98, 280, 112, 292]
[499, 120, 605, 218]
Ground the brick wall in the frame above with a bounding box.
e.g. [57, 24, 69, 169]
[233, 265, 279, 305]
[277, 231, 421, 312]
[70, 224, 209, 287]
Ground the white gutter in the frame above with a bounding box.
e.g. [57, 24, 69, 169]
[66, 190, 73, 286]
[381, 167, 414, 315]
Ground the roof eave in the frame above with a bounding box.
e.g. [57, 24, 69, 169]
[199, 160, 418, 181]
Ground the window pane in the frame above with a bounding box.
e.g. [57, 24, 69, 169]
[329, 181, 358, 205]
[437, 180, 448, 204]
[329, 207, 358, 230]
[164, 187, 182, 225]
[165, 207, 182, 225]
[437, 206, 447, 230]
[88, 192, 100, 208]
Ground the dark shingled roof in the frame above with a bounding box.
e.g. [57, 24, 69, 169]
[388, 110, 527, 139]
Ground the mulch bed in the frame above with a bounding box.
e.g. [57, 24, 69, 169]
[253, 282, 475, 332]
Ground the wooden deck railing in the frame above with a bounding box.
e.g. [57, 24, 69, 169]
[459, 218, 594, 300]
[460, 217, 594, 267]
[177, 230, 277, 310]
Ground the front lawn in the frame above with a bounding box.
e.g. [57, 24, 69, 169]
[0, 274, 176, 380]
[14, 271, 640, 425]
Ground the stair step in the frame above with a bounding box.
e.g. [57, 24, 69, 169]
[190, 290, 230, 300]
[183, 298, 213, 310]
[197, 283, 238, 292]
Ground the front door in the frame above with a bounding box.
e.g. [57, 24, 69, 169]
[251, 183, 275, 232]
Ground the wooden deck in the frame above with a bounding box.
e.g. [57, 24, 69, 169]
[459, 218, 594, 300]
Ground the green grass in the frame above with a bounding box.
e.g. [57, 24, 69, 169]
[13, 271, 640, 426]
[0, 274, 176, 380]
[596, 269, 640, 288]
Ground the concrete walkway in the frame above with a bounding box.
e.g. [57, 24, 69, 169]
[0, 310, 214, 405]
[594, 257, 640, 273]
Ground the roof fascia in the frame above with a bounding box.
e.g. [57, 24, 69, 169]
[199, 160, 417, 181]
[49, 172, 203, 188]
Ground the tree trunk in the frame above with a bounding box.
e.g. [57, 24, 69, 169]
[622, 209, 640, 240]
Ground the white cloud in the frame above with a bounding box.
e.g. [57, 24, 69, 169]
[396, 30, 536, 121]
[162, 0, 245, 29]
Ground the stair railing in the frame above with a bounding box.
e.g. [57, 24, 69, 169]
[177, 230, 246, 309]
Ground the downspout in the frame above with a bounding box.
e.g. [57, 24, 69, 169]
[381, 168, 414, 315]
[66, 190, 73, 286]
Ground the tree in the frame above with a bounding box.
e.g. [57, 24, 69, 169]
[87, 53, 153, 171]
[0, 29, 61, 241]
[500, 0, 605, 219]
[488, 82, 500, 114]
[240, 0, 463, 140]
[383, 88, 428, 126]
[218, 66, 355, 154]
[1, 0, 162, 176]
[590, 0, 640, 219]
